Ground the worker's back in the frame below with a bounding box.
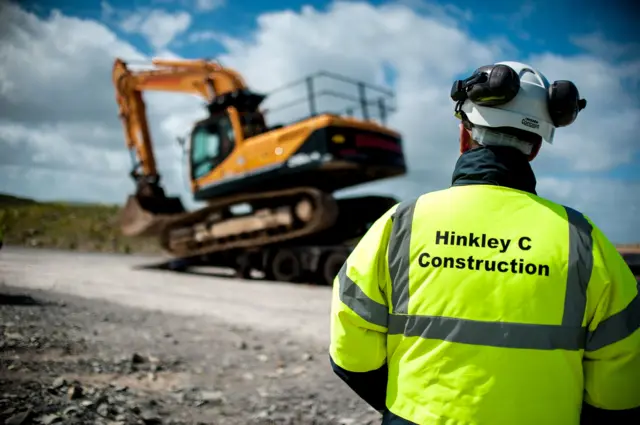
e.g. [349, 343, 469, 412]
[330, 60, 640, 425]
[382, 183, 637, 425]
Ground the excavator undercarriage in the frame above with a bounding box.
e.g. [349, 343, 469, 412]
[159, 188, 397, 258]
[161, 187, 338, 257]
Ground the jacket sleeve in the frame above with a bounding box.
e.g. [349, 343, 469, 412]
[329, 205, 396, 411]
[582, 222, 640, 420]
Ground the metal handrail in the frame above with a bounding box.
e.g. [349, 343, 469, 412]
[266, 70, 394, 98]
[266, 89, 390, 113]
[262, 70, 396, 125]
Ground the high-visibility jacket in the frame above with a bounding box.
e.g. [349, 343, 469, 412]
[329, 182, 640, 425]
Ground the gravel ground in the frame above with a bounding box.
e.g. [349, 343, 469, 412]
[0, 283, 381, 425]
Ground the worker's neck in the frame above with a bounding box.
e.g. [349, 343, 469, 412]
[451, 145, 537, 194]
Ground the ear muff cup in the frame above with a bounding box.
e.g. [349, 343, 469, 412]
[548, 80, 581, 128]
[467, 64, 521, 107]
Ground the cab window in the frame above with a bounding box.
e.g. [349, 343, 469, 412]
[191, 128, 221, 179]
[190, 113, 237, 180]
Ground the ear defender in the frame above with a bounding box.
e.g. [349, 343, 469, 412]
[467, 64, 521, 107]
[451, 64, 520, 107]
[547, 80, 588, 127]
[451, 63, 587, 128]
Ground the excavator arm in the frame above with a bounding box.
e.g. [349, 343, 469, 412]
[111, 57, 258, 236]
[112, 58, 249, 187]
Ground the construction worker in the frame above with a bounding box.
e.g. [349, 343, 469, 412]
[328, 61, 640, 425]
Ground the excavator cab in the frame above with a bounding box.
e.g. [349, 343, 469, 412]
[187, 88, 268, 192]
[189, 111, 238, 182]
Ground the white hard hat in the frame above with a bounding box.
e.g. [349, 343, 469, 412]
[451, 61, 587, 145]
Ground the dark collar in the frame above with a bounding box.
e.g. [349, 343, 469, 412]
[451, 145, 537, 195]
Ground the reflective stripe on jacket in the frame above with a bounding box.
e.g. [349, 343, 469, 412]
[329, 149, 640, 425]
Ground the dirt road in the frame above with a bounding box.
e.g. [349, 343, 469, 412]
[0, 247, 381, 425]
[0, 247, 334, 344]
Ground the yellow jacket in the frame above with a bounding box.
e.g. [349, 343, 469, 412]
[329, 146, 640, 425]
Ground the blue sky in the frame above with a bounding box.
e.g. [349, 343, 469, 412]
[25, 0, 640, 60]
[2, 0, 639, 242]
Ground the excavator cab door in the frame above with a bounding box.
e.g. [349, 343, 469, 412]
[190, 111, 240, 191]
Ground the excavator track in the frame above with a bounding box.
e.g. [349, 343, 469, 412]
[159, 187, 339, 257]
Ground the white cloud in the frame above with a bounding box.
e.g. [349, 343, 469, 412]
[194, 0, 225, 12]
[570, 31, 640, 62]
[537, 177, 640, 244]
[0, 2, 204, 206]
[393, 0, 474, 27]
[0, 1, 638, 243]
[100, 0, 116, 20]
[527, 51, 640, 172]
[187, 30, 222, 43]
[120, 9, 192, 51]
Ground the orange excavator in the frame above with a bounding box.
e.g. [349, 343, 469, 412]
[112, 57, 407, 284]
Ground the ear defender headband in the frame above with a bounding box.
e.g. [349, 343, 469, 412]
[451, 63, 587, 128]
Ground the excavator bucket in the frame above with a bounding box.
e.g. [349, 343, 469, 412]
[119, 194, 186, 237]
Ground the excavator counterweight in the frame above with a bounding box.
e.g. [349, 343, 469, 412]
[111, 56, 407, 283]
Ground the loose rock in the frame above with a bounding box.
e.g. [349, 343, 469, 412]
[51, 377, 66, 389]
[39, 413, 63, 424]
[198, 390, 225, 405]
[5, 409, 31, 425]
[0, 284, 375, 425]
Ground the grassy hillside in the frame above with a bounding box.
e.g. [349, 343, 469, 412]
[0, 192, 637, 257]
[0, 193, 162, 254]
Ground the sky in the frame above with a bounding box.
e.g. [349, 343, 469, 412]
[1, 0, 639, 243]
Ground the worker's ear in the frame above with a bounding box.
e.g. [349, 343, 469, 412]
[459, 123, 472, 154]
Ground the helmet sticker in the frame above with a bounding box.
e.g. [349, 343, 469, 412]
[521, 118, 540, 129]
